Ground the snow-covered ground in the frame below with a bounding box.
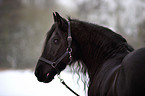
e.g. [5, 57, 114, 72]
[0, 69, 86, 96]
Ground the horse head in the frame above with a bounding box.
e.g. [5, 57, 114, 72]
[35, 12, 78, 83]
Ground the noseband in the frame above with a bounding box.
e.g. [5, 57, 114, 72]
[39, 21, 72, 74]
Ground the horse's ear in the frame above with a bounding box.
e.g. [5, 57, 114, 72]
[53, 12, 57, 22]
[53, 12, 67, 30]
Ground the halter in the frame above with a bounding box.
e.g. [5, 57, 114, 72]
[39, 21, 72, 74]
[39, 21, 80, 96]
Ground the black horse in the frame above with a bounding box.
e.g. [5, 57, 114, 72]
[35, 12, 145, 96]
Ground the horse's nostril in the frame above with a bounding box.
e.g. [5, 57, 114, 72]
[46, 73, 49, 77]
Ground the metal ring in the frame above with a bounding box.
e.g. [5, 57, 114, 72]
[52, 63, 56, 68]
[67, 48, 72, 53]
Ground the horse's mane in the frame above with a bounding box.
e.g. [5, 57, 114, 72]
[68, 19, 134, 90]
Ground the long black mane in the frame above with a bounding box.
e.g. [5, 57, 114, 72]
[68, 19, 134, 89]
[70, 19, 132, 68]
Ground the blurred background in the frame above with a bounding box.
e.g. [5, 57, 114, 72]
[0, 0, 145, 96]
[0, 0, 145, 69]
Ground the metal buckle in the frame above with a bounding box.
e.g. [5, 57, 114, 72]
[67, 36, 72, 41]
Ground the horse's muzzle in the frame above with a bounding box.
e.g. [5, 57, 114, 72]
[35, 70, 55, 83]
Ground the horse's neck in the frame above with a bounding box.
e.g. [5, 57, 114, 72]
[71, 20, 129, 80]
[71, 23, 106, 79]
[79, 43, 103, 79]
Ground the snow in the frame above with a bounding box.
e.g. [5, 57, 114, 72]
[0, 70, 86, 96]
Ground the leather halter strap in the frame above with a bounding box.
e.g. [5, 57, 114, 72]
[39, 21, 72, 74]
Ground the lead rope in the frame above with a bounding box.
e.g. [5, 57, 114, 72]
[57, 51, 79, 96]
[57, 75, 80, 96]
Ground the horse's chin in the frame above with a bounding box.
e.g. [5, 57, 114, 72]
[43, 77, 54, 83]
[44, 77, 54, 83]
[37, 73, 55, 83]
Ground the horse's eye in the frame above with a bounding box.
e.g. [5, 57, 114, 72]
[53, 39, 59, 44]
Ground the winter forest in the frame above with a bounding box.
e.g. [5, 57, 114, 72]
[0, 0, 145, 69]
